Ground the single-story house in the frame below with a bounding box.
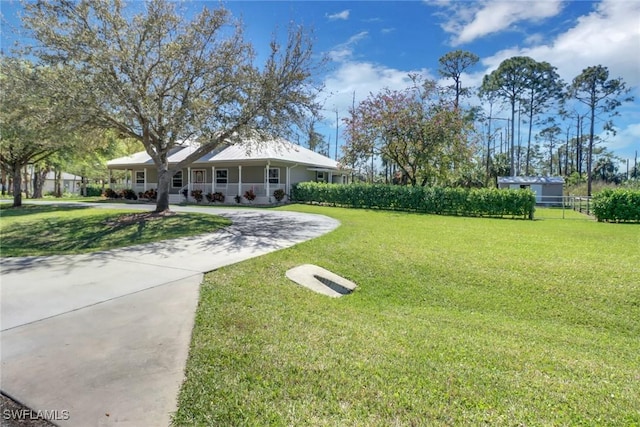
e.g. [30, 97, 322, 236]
[497, 176, 565, 205]
[43, 171, 82, 194]
[106, 137, 348, 204]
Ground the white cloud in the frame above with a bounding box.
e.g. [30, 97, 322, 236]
[322, 61, 434, 125]
[478, 0, 640, 89]
[327, 31, 369, 62]
[438, 0, 564, 45]
[605, 123, 640, 153]
[327, 10, 350, 21]
[323, 32, 435, 119]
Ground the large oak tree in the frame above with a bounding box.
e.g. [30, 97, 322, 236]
[23, 0, 321, 212]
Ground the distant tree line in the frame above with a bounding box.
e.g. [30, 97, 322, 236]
[340, 50, 635, 196]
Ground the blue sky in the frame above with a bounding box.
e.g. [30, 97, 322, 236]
[2, 0, 639, 169]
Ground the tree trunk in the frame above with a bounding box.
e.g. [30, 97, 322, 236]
[55, 170, 62, 197]
[1, 169, 6, 196]
[32, 167, 48, 199]
[587, 108, 595, 196]
[12, 167, 22, 207]
[155, 161, 172, 213]
[22, 166, 30, 199]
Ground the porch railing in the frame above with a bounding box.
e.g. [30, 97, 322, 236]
[110, 182, 158, 193]
[178, 182, 287, 201]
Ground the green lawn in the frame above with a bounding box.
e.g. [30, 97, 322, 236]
[174, 205, 640, 426]
[0, 204, 231, 256]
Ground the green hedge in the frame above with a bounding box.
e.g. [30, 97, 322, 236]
[592, 189, 640, 222]
[291, 182, 535, 219]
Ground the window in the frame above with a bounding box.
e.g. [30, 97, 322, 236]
[316, 172, 326, 182]
[135, 170, 145, 184]
[172, 171, 183, 188]
[267, 168, 279, 184]
[216, 169, 228, 184]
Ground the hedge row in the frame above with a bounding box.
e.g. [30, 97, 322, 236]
[592, 189, 640, 222]
[291, 182, 536, 219]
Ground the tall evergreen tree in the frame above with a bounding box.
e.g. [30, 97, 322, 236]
[568, 65, 632, 195]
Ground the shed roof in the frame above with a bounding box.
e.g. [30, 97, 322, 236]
[44, 171, 82, 180]
[497, 176, 565, 185]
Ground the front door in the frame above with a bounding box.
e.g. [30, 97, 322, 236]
[192, 169, 205, 183]
[192, 169, 205, 191]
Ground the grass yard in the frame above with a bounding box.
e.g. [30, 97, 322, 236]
[0, 204, 231, 256]
[174, 205, 639, 426]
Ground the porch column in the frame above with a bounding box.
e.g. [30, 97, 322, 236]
[265, 162, 270, 202]
[108, 169, 111, 189]
[286, 166, 290, 201]
[187, 166, 191, 200]
[143, 168, 147, 192]
[329, 171, 333, 184]
[237, 165, 242, 196]
[211, 166, 215, 194]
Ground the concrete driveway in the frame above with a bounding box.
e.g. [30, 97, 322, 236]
[0, 203, 339, 426]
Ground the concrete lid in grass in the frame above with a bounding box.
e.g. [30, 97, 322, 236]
[286, 264, 356, 297]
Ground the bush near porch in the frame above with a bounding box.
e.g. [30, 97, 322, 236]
[291, 182, 536, 219]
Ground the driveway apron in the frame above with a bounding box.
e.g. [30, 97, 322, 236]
[0, 204, 339, 426]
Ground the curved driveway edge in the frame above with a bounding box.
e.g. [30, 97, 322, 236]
[0, 203, 339, 426]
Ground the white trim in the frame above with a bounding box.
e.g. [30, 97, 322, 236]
[188, 167, 191, 194]
[266, 162, 270, 202]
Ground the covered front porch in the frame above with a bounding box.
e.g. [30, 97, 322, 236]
[109, 163, 303, 204]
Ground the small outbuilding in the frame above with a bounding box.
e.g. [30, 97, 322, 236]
[497, 176, 565, 205]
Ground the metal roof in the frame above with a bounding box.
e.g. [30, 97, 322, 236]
[497, 176, 565, 185]
[107, 138, 340, 170]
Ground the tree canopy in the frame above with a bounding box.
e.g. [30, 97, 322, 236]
[0, 57, 81, 206]
[23, 0, 321, 211]
[343, 77, 472, 187]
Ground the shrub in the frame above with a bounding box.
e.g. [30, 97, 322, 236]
[139, 188, 157, 200]
[121, 189, 138, 200]
[104, 188, 120, 199]
[191, 189, 204, 203]
[234, 195, 242, 204]
[273, 189, 286, 202]
[592, 189, 640, 222]
[291, 182, 535, 219]
[244, 188, 256, 202]
[206, 192, 225, 203]
[83, 185, 103, 197]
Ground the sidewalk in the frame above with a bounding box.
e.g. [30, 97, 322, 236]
[1, 205, 339, 426]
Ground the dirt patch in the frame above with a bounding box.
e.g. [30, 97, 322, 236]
[102, 211, 178, 227]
